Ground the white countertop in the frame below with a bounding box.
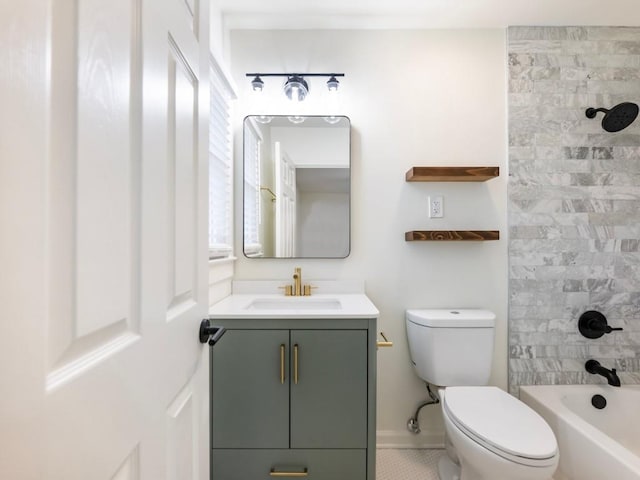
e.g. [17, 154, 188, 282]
[208, 280, 379, 319]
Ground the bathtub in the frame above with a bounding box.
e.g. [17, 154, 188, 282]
[520, 385, 640, 480]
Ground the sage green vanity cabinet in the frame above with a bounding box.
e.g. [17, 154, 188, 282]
[210, 318, 376, 480]
[211, 329, 290, 448]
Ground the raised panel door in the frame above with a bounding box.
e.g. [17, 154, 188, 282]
[0, 0, 211, 478]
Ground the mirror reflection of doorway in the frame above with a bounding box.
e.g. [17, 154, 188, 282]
[274, 142, 297, 257]
[243, 115, 351, 259]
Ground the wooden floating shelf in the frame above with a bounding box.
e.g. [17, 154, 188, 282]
[406, 166, 499, 182]
[405, 230, 500, 242]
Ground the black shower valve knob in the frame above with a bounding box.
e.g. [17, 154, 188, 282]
[578, 310, 623, 339]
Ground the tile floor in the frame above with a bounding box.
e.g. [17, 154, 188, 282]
[376, 449, 444, 480]
[377, 449, 561, 480]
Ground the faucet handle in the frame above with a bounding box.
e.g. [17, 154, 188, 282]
[302, 284, 317, 296]
[579, 310, 623, 339]
[279, 285, 293, 296]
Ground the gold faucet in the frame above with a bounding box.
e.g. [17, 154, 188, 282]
[281, 267, 313, 296]
[293, 267, 302, 296]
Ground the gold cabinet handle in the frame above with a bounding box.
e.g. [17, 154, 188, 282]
[280, 344, 285, 384]
[293, 344, 299, 384]
[377, 331, 393, 348]
[270, 468, 308, 477]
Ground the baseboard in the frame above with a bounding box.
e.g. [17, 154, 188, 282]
[376, 430, 445, 449]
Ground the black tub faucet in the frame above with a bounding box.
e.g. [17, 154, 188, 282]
[585, 359, 621, 387]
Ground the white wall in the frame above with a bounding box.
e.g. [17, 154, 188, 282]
[271, 126, 350, 167]
[209, 0, 226, 62]
[230, 29, 507, 447]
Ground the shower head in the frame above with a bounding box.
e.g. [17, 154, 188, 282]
[585, 102, 639, 132]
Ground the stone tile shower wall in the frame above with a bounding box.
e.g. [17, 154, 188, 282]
[508, 26, 640, 394]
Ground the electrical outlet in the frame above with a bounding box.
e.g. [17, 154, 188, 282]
[429, 195, 444, 218]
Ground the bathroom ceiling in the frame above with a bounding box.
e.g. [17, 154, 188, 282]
[220, 0, 640, 29]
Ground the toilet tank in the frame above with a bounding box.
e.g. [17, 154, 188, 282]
[406, 309, 496, 387]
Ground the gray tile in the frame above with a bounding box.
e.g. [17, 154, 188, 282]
[508, 27, 640, 393]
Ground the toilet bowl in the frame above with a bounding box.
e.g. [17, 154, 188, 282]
[439, 387, 558, 480]
[405, 309, 559, 480]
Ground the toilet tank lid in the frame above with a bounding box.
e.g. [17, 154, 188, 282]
[406, 309, 495, 327]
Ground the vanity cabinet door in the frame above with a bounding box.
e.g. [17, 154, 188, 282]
[211, 329, 290, 448]
[290, 329, 368, 448]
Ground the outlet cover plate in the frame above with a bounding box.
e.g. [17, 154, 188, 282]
[429, 195, 443, 218]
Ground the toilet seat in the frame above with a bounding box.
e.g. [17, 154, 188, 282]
[443, 386, 558, 468]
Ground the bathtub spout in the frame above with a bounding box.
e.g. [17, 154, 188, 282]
[585, 359, 621, 387]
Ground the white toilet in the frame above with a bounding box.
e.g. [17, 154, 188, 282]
[406, 309, 559, 480]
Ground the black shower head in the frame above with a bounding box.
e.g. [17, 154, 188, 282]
[585, 102, 639, 132]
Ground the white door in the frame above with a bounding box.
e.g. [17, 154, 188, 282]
[0, 1, 211, 479]
[274, 142, 297, 257]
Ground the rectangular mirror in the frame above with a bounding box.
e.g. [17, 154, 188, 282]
[243, 115, 350, 258]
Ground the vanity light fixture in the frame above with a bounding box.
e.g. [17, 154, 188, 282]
[246, 72, 344, 102]
[250, 75, 264, 92]
[326, 75, 339, 92]
[283, 75, 309, 102]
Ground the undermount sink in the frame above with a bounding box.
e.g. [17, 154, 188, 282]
[245, 297, 342, 310]
[209, 281, 379, 318]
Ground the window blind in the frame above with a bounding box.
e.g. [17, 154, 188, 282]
[208, 57, 235, 258]
[243, 121, 262, 256]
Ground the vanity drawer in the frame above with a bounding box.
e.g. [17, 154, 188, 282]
[211, 449, 366, 480]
